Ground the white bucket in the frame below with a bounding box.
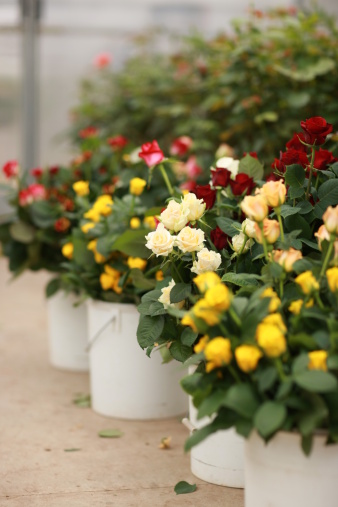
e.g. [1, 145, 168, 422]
[87, 299, 188, 419]
[187, 395, 245, 488]
[245, 430, 338, 507]
[47, 291, 89, 372]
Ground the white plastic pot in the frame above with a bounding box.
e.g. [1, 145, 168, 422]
[245, 431, 338, 507]
[87, 299, 188, 419]
[186, 395, 245, 488]
[47, 291, 89, 372]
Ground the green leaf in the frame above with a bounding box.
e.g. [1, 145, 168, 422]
[73, 393, 91, 408]
[112, 228, 149, 258]
[180, 372, 203, 395]
[144, 206, 162, 217]
[9, 221, 35, 243]
[301, 435, 313, 456]
[170, 283, 191, 303]
[279, 205, 300, 218]
[284, 165, 305, 188]
[96, 234, 119, 256]
[64, 448, 81, 452]
[174, 481, 196, 495]
[222, 272, 260, 287]
[238, 154, 264, 181]
[216, 217, 241, 237]
[98, 429, 124, 438]
[45, 278, 61, 298]
[314, 179, 338, 218]
[257, 367, 278, 393]
[254, 402, 287, 438]
[137, 315, 164, 348]
[222, 384, 259, 419]
[197, 390, 227, 419]
[129, 269, 156, 290]
[169, 341, 192, 362]
[328, 355, 338, 370]
[294, 370, 338, 393]
[181, 328, 198, 347]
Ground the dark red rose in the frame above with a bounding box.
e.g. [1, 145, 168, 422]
[169, 136, 193, 156]
[79, 126, 98, 139]
[281, 149, 308, 168]
[49, 165, 59, 175]
[313, 149, 338, 171]
[139, 140, 165, 167]
[54, 217, 71, 233]
[286, 132, 307, 152]
[230, 173, 255, 196]
[211, 226, 229, 250]
[2, 160, 18, 178]
[192, 184, 216, 209]
[211, 167, 231, 187]
[300, 116, 333, 146]
[108, 135, 129, 149]
[30, 167, 43, 178]
[271, 157, 286, 173]
[243, 151, 258, 159]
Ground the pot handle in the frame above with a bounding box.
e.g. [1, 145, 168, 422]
[86, 308, 120, 351]
[182, 417, 197, 433]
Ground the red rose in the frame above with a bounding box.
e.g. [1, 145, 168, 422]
[139, 140, 165, 167]
[230, 173, 255, 196]
[93, 53, 111, 69]
[19, 189, 32, 207]
[3, 160, 18, 178]
[243, 151, 258, 159]
[30, 167, 43, 178]
[28, 183, 46, 200]
[192, 184, 216, 209]
[49, 165, 59, 175]
[169, 136, 193, 156]
[108, 135, 129, 149]
[185, 156, 202, 178]
[79, 126, 98, 139]
[180, 180, 197, 192]
[313, 149, 338, 171]
[281, 149, 308, 168]
[286, 132, 307, 152]
[211, 167, 231, 188]
[271, 157, 286, 173]
[54, 217, 71, 233]
[210, 226, 229, 250]
[300, 116, 333, 146]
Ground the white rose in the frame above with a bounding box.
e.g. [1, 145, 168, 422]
[241, 218, 256, 238]
[158, 279, 185, 309]
[215, 156, 239, 178]
[176, 227, 205, 253]
[191, 248, 222, 275]
[181, 193, 206, 222]
[145, 223, 175, 257]
[160, 200, 189, 232]
[232, 232, 253, 253]
[128, 147, 142, 164]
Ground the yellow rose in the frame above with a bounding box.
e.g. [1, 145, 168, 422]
[93, 195, 113, 216]
[104, 265, 120, 278]
[261, 287, 281, 313]
[175, 226, 205, 253]
[193, 272, 222, 293]
[155, 270, 164, 281]
[181, 313, 198, 332]
[315, 224, 330, 250]
[144, 216, 157, 230]
[323, 205, 338, 235]
[205, 284, 231, 311]
[130, 217, 141, 229]
[254, 219, 280, 245]
[308, 350, 328, 371]
[256, 324, 287, 357]
[326, 267, 338, 292]
[129, 177, 147, 196]
[193, 299, 221, 326]
[257, 180, 286, 208]
[261, 313, 286, 333]
[73, 180, 90, 196]
[84, 208, 101, 223]
[295, 271, 319, 294]
[81, 222, 95, 234]
[100, 272, 114, 291]
[145, 223, 175, 257]
[204, 337, 232, 372]
[272, 248, 303, 272]
[289, 299, 314, 314]
[127, 256, 147, 271]
[194, 335, 209, 354]
[240, 194, 269, 222]
[62, 242, 73, 259]
[100, 265, 123, 293]
[235, 345, 263, 373]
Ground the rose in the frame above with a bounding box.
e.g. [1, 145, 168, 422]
[211, 167, 231, 188]
[129, 177, 147, 196]
[281, 149, 308, 167]
[185, 156, 202, 178]
[241, 218, 256, 238]
[323, 205, 338, 235]
[138, 140, 165, 167]
[191, 248, 222, 274]
[286, 132, 307, 152]
[240, 194, 269, 222]
[169, 136, 193, 156]
[93, 195, 114, 216]
[30, 167, 43, 178]
[54, 217, 71, 233]
[108, 135, 128, 149]
[295, 271, 319, 294]
[160, 200, 189, 232]
[204, 337, 232, 372]
[254, 219, 280, 244]
[28, 183, 46, 201]
[181, 192, 206, 221]
[205, 284, 231, 311]
[49, 165, 59, 175]
[215, 156, 239, 177]
[313, 149, 337, 171]
[193, 271, 221, 292]
[175, 226, 205, 253]
[158, 279, 185, 309]
[326, 267, 338, 293]
[192, 184, 216, 209]
[127, 257, 147, 271]
[73, 180, 90, 196]
[210, 226, 228, 250]
[308, 350, 328, 371]
[145, 223, 175, 257]
[300, 116, 333, 145]
[180, 180, 197, 192]
[243, 152, 258, 159]
[256, 324, 287, 358]
[235, 345, 262, 372]
[232, 232, 252, 253]
[257, 180, 287, 208]
[3, 160, 18, 178]
[272, 248, 303, 272]
[215, 144, 235, 159]
[315, 224, 331, 250]
[93, 52, 111, 68]
[79, 126, 98, 139]
[61, 242, 73, 259]
[229, 173, 255, 196]
[130, 217, 141, 229]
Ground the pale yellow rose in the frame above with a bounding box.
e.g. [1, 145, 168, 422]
[241, 218, 256, 238]
[175, 227, 205, 253]
[191, 248, 221, 275]
[145, 223, 175, 257]
[254, 219, 280, 244]
[158, 279, 185, 309]
[181, 192, 206, 221]
[323, 205, 338, 235]
[240, 194, 269, 222]
[315, 224, 330, 250]
[232, 232, 252, 253]
[257, 180, 286, 208]
[160, 200, 189, 232]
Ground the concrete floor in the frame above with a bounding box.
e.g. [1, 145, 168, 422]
[0, 258, 244, 507]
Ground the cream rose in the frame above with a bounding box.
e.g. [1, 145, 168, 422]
[240, 194, 268, 222]
[160, 200, 189, 232]
[176, 227, 205, 253]
[215, 156, 239, 177]
[257, 180, 286, 208]
[254, 219, 280, 244]
[191, 248, 222, 275]
[158, 279, 185, 309]
[323, 205, 338, 235]
[181, 192, 206, 222]
[241, 218, 256, 238]
[232, 232, 253, 253]
[145, 223, 175, 257]
[272, 248, 303, 272]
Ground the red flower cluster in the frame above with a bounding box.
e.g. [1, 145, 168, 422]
[30, 167, 43, 178]
[19, 184, 46, 206]
[108, 135, 129, 149]
[79, 126, 98, 139]
[169, 136, 193, 156]
[211, 168, 254, 196]
[139, 140, 165, 167]
[3, 160, 18, 178]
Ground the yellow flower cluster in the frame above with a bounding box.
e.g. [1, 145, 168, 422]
[84, 194, 114, 223]
[73, 180, 90, 196]
[87, 239, 106, 264]
[295, 271, 319, 294]
[193, 283, 231, 326]
[100, 265, 122, 294]
[127, 257, 147, 271]
[204, 337, 232, 372]
[308, 350, 328, 371]
[62, 242, 74, 259]
[235, 345, 262, 373]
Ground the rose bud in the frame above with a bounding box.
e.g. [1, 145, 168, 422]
[323, 205, 338, 235]
[169, 136, 193, 156]
[139, 140, 165, 167]
[254, 219, 280, 244]
[315, 224, 331, 250]
[257, 180, 286, 208]
[211, 167, 231, 188]
[240, 194, 269, 222]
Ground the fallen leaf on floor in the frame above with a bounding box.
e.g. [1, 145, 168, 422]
[174, 481, 197, 495]
[98, 429, 124, 438]
[64, 448, 81, 452]
[159, 436, 172, 449]
[73, 393, 91, 408]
